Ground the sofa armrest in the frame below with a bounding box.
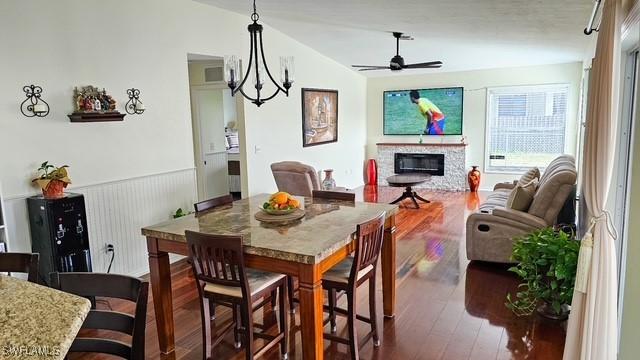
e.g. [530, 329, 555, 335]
[492, 207, 548, 228]
[493, 181, 517, 191]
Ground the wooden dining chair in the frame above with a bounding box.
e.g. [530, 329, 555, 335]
[322, 212, 386, 360]
[286, 189, 357, 313]
[193, 193, 236, 319]
[194, 194, 234, 213]
[50, 272, 149, 360]
[312, 189, 356, 202]
[284, 189, 357, 313]
[0, 252, 39, 283]
[186, 230, 289, 360]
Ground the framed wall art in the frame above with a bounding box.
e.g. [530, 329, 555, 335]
[301, 88, 338, 147]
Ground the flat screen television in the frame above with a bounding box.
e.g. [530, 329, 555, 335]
[383, 87, 464, 135]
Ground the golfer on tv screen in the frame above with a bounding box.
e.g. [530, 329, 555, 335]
[409, 90, 446, 135]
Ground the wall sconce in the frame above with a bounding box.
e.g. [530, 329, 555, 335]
[20, 85, 50, 117]
[125, 88, 145, 115]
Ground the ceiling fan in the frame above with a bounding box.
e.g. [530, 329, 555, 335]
[352, 32, 443, 72]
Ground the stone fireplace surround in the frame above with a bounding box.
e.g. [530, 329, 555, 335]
[377, 143, 468, 191]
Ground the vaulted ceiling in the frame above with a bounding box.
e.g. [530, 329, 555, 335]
[198, 0, 594, 76]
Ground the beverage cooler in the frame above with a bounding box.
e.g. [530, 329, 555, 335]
[27, 193, 92, 284]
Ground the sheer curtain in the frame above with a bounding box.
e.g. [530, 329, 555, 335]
[563, 0, 621, 359]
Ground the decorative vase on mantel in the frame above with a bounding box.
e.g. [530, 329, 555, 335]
[322, 169, 336, 190]
[468, 166, 481, 192]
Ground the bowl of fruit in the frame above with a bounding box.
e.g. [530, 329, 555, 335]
[262, 192, 301, 215]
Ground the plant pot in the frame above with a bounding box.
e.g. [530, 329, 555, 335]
[468, 166, 481, 192]
[42, 180, 66, 199]
[536, 302, 570, 320]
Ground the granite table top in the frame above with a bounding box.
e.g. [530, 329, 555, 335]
[142, 194, 398, 264]
[0, 275, 91, 360]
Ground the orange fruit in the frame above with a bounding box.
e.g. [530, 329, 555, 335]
[272, 192, 289, 205]
[288, 199, 300, 208]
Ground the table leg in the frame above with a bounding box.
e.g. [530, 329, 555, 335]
[147, 237, 176, 357]
[413, 191, 431, 204]
[298, 264, 324, 360]
[382, 215, 397, 317]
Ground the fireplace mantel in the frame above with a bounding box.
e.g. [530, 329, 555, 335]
[376, 142, 468, 147]
[376, 142, 467, 191]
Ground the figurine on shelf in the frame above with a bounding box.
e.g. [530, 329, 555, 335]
[103, 89, 116, 111]
[83, 96, 94, 112]
[73, 87, 84, 112]
[100, 90, 110, 111]
[94, 97, 102, 111]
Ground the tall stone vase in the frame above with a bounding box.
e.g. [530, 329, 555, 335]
[468, 166, 481, 192]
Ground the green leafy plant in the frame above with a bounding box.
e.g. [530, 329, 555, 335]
[31, 161, 71, 192]
[506, 227, 580, 317]
[32, 161, 70, 182]
[173, 208, 189, 219]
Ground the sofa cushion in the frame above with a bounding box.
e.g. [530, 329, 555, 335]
[517, 167, 540, 187]
[506, 179, 537, 211]
[477, 190, 510, 213]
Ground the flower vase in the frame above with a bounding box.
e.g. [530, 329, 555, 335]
[322, 169, 336, 190]
[468, 166, 481, 192]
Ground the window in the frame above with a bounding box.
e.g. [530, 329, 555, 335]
[485, 84, 569, 173]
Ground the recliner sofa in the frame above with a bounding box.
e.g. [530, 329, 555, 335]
[466, 155, 577, 263]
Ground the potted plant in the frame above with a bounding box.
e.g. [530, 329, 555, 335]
[32, 161, 71, 199]
[506, 227, 580, 320]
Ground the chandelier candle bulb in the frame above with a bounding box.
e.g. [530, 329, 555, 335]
[280, 56, 295, 86]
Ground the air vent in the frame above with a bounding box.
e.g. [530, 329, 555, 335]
[204, 67, 224, 82]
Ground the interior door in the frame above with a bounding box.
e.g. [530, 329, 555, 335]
[191, 88, 229, 200]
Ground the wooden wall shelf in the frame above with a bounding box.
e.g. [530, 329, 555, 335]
[68, 112, 125, 123]
[376, 142, 468, 147]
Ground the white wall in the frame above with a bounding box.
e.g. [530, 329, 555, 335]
[366, 62, 583, 189]
[0, 0, 368, 271]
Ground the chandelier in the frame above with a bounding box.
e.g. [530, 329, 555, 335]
[224, 0, 295, 107]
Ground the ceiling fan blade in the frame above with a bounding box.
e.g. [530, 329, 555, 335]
[403, 61, 443, 69]
[358, 68, 388, 71]
[352, 65, 389, 68]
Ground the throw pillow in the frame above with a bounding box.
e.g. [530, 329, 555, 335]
[507, 179, 538, 211]
[517, 167, 541, 187]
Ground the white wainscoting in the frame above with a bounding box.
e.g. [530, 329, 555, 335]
[4, 168, 196, 277]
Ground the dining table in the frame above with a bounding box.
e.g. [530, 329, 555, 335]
[142, 194, 399, 359]
[0, 274, 91, 360]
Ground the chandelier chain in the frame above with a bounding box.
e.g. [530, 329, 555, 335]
[251, 0, 259, 22]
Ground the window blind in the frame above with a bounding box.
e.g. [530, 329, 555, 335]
[486, 84, 569, 173]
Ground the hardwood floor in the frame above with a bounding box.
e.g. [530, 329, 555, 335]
[71, 186, 565, 360]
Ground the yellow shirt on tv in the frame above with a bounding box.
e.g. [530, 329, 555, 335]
[417, 98, 444, 121]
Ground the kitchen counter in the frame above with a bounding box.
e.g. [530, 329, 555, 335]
[0, 275, 91, 359]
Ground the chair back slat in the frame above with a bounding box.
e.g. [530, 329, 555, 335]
[185, 231, 249, 296]
[70, 338, 131, 359]
[351, 212, 386, 279]
[0, 252, 39, 283]
[83, 310, 135, 334]
[50, 272, 148, 360]
[312, 190, 355, 202]
[194, 194, 234, 213]
[51, 272, 142, 301]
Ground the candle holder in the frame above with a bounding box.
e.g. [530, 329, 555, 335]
[20, 85, 50, 117]
[125, 88, 145, 115]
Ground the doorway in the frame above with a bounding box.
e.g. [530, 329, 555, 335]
[187, 54, 244, 201]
